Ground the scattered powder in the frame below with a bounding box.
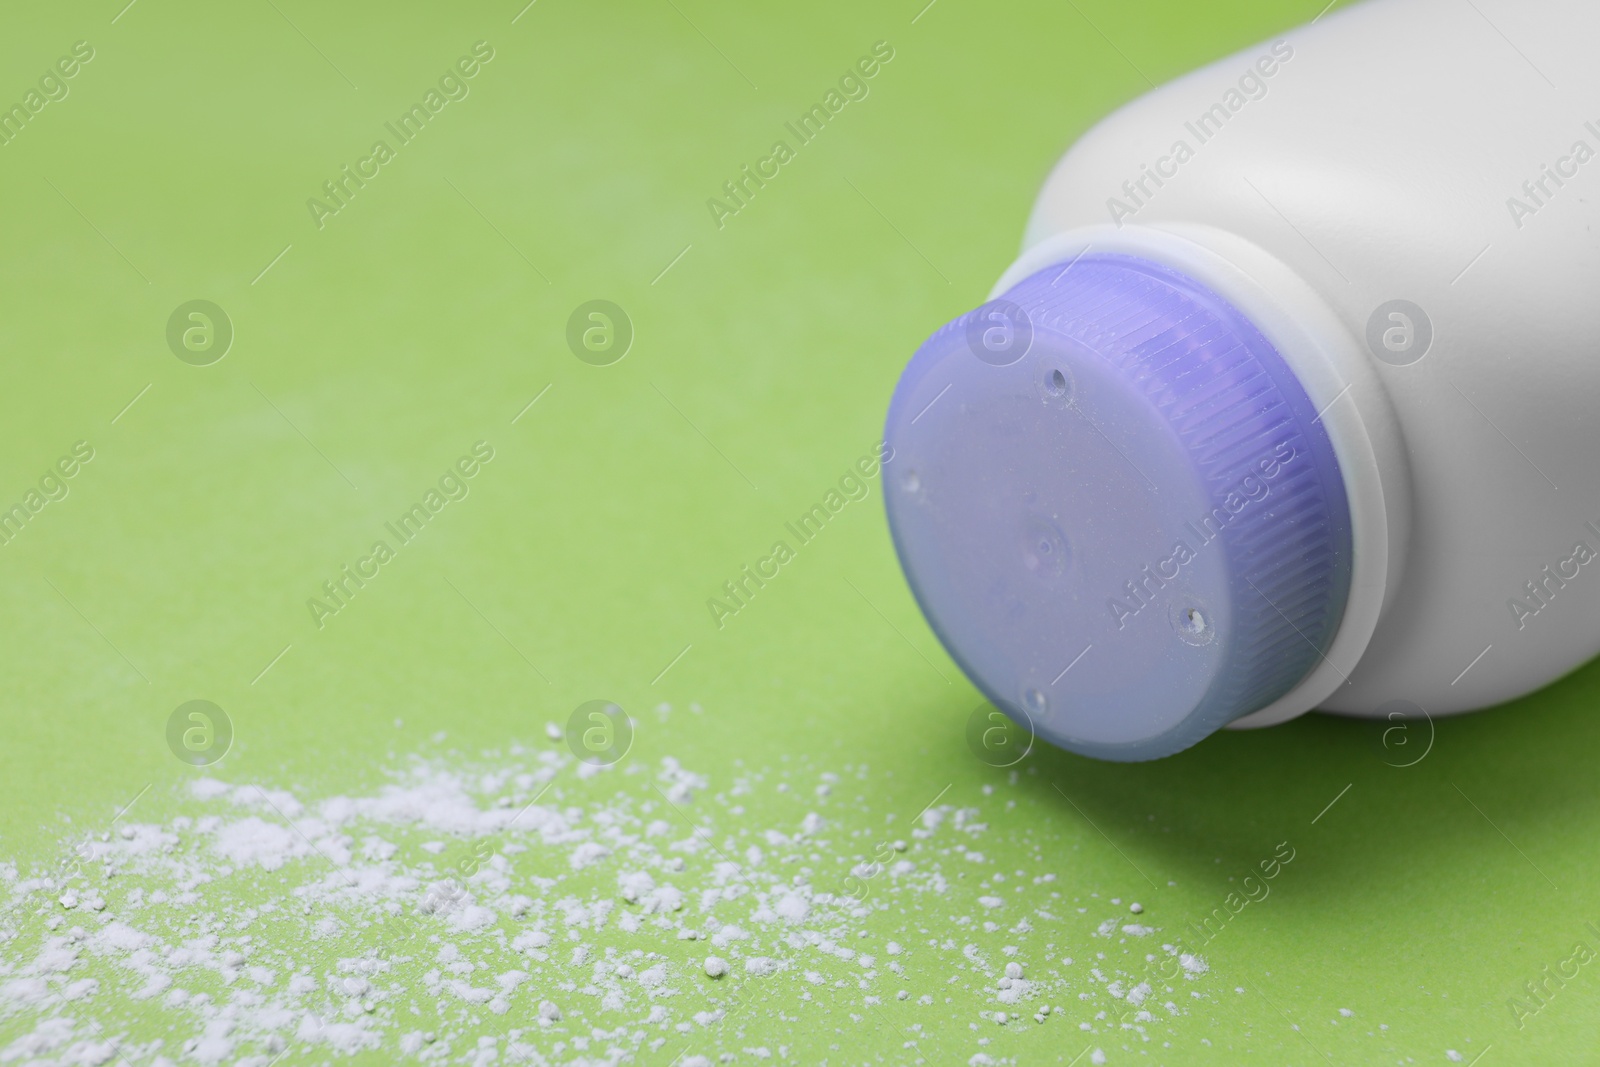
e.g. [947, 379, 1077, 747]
[0, 746, 1209, 1063]
[773, 893, 809, 924]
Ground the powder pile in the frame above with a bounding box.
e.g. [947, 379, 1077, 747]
[0, 744, 1207, 1064]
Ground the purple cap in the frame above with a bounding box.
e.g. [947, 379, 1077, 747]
[884, 254, 1352, 760]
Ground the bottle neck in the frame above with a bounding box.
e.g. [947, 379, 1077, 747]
[994, 222, 1411, 730]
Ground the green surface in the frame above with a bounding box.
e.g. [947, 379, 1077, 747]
[2, 0, 1598, 1062]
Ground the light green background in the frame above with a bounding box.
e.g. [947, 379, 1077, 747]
[1, 0, 1596, 1062]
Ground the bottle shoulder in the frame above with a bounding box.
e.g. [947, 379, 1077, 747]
[1027, 0, 1600, 301]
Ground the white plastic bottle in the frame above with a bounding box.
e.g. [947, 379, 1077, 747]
[883, 0, 1600, 760]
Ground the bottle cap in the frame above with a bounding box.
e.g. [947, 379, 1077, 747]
[884, 254, 1353, 760]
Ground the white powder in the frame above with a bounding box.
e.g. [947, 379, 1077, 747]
[0, 746, 1202, 1063]
[774, 892, 810, 924]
